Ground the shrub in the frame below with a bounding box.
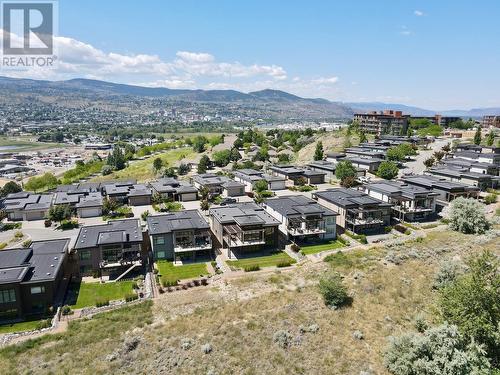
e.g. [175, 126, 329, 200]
[14, 230, 23, 238]
[95, 298, 110, 307]
[484, 193, 497, 205]
[318, 272, 350, 308]
[22, 239, 32, 248]
[433, 260, 464, 290]
[290, 243, 300, 252]
[161, 278, 178, 287]
[377, 161, 399, 180]
[44, 219, 52, 227]
[276, 261, 292, 268]
[384, 226, 393, 233]
[35, 319, 52, 330]
[0, 242, 7, 249]
[124, 293, 139, 302]
[384, 324, 491, 375]
[448, 197, 489, 234]
[61, 305, 73, 316]
[244, 265, 260, 272]
[413, 313, 428, 333]
[0, 222, 22, 231]
[58, 219, 79, 230]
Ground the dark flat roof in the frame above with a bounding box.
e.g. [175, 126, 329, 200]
[264, 195, 337, 217]
[314, 188, 392, 209]
[75, 219, 143, 249]
[210, 202, 280, 227]
[147, 210, 209, 235]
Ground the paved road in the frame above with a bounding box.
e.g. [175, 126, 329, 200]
[399, 138, 450, 177]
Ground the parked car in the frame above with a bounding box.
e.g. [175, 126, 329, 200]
[357, 176, 371, 184]
[220, 198, 237, 206]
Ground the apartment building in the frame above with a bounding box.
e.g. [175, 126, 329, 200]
[147, 210, 212, 262]
[262, 196, 337, 241]
[313, 188, 392, 234]
[209, 203, 280, 258]
[482, 115, 500, 128]
[353, 110, 410, 135]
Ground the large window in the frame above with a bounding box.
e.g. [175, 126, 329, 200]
[243, 230, 262, 243]
[102, 245, 122, 262]
[175, 231, 194, 247]
[30, 286, 45, 294]
[0, 289, 16, 304]
[154, 236, 165, 245]
[79, 250, 91, 261]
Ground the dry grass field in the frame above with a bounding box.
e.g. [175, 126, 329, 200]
[1, 230, 498, 375]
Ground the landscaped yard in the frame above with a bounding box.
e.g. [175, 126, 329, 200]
[68, 281, 135, 309]
[0, 319, 44, 334]
[226, 251, 296, 270]
[156, 261, 209, 283]
[299, 240, 346, 255]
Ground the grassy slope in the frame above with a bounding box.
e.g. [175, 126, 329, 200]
[0, 231, 498, 374]
[92, 147, 196, 182]
[156, 261, 208, 281]
[69, 281, 134, 309]
[226, 251, 296, 269]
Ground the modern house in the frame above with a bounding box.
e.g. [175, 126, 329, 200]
[453, 151, 500, 165]
[209, 202, 280, 258]
[345, 157, 383, 173]
[312, 188, 392, 234]
[308, 160, 366, 179]
[127, 184, 153, 206]
[74, 219, 145, 276]
[427, 167, 499, 190]
[233, 168, 286, 192]
[191, 173, 244, 198]
[344, 147, 386, 160]
[75, 192, 104, 218]
[361, 181, 438, 222]
[262, 195, 337, 241]
[0, 239, 71, 320]
[101, 180, 136, 204]
[149, 177, 198, 202]
[441, 158, 498, 176]
[147, 210, 212, 262]
[325, 152, 346, 164]
[401, 175, 480, 205]
[268, 165, 326, 185]
[3, 192, 53, 221]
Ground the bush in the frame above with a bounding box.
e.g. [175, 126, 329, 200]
[95, 298, 110, 307]
[22, 239, 32, 248]
[290, 243, 300, 252]
[0, 242, 7, 249]
[44, 219, 52, 228]
[318, 272, 350, 308]
[384, 324, 491, 375]
[58, 219, 79, 230]
[433, 260, 464, 290]
[384, 226, 393, 233]
[276, 261, 292, 268]
[161, 278, 178, 287]
[124, 293, 139, 302]
[244, 265, 260, 272]
[484, 193, 497, 205]
[14, 230, 23, 238]
[61, 305, 73, 316]
[35, 319, 52, 330]
[377, 161, 399, 180]
[0, 222, 22, 231]
[448, 197, 489, 234]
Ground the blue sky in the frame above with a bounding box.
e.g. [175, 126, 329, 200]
[4, 0, 500, 109]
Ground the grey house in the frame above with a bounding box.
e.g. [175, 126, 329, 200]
[149, 177, 198, 202]
[427, 167, 499, 190]
[74, 219, 145, 276]
[192, 173, 245, 198]
[313, 188, 392, 234]
[147, 210, 212, 262]
[209, 203, 280, 258]
[75, 192, 104, 218]
[361, 180, 438, 222]
[0, 239, 71, 320]
[3, 192, 53, 221]
[268, 165, 326, 185]
[263, 195, 337, 241]
[233, 168, 286, 192]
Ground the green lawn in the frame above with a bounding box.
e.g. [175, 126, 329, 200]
[0, 136, 65, 151]
[0, 319, 43, 334]
[156, 261, 208, 282]
[226, 251, 296, 270]
[69, 281, 135, 309]
[299, 240, 346, 255]
[92, 147, 195, 182]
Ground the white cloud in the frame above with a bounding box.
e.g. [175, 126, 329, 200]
[414, 10, 424, 16]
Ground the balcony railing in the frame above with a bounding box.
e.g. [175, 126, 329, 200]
[287, 226, 326, 236]
[224, 234, 265, 248]
[346, 216, 384, 225]
[174, 236, 212, 253]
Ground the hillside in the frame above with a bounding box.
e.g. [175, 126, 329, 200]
[1, 230, 497, 374]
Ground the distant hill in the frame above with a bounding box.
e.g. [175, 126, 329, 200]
[0, 76, 498, 121]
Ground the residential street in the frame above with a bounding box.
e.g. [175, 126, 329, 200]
[399, 138, 449, 177]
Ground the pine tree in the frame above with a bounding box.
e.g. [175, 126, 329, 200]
[314, 141, 324, 161]
[473, 126, 482, 145]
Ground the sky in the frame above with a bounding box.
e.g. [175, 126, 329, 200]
[1, 0, 500, 110]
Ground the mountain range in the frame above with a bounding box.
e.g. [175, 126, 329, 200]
[0, 76, 498, 120]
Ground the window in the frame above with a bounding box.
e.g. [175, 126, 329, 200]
[30, 286, 45, 294]
[102, 245, 122, 262]
[154, 236, 165, 245]
[0, 289, 16, 304]
[80, 265, 92, 275]
[156, 251, 166, 259]
[79, 250, 91, 261]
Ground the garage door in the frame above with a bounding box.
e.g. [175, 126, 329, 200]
[79, 207, 102, 218]
[180, 193, 197, 202]
[25, 211, 45, 221]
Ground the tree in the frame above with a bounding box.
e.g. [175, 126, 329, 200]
[294, 176, 307, 187]
[0, 181, 22, 197]
[229, 147, 241, 162]
[233, 138, 243, 149]
[199, 187, 210, 201]
[314, 141, 324, 161]
[448, 197, 489, 234]
[318, 272, 350, 308]
[200, 199, 210, 211]
[153, 158, 163, 173]
[178, 163, 190, 175]
[198, 155, 210, 174]
[48, 204, 72, 222]
[486, 131, 495, 146]
[335, 160, 357, 184]
[358, 130, 368, 144]
[253, 146, 269, 162]
[439, 251, 500, 366]
[384, 324, 491, 375]
[424, 157, 435, 169]
[103, 198, 120, 215]
[192, 135, 208, 153]
[25, 173, 59, 192]
[254, 180, 268, 193]
[278, 153, 291, 163]
[377, 161, 399, 180]
[212, 149, 232, 167]
[387, 146, 406, 162]
[101, 165, 113, 176]
[163, 167, 177, 178]
[433, 150, 445, 161]
[473, 126, 482, 145]
[107, 146, 126, 171]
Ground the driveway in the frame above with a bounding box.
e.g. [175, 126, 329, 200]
[399, 138, 450, 177]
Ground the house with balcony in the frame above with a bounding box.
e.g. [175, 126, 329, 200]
[147, 210, 212, 262]
[441, 158, 498, 176]
[426, 167, 499, 190]
[101, 180, 137, 203]
[312, 188, 392, 234]
[192, 173, 245, 198]
[344, 147, 386, 160]
[0, 239, 71, 320]
[262, 196, 337, 241]
[149, 177, 198, 202]
[361, 181, 438, 222]
[233, 168, 286, 192]
[74, 219, 145, 276]
[345, 157, 383, 173]
[3, 192, 53, 221]
[268, 165, 326, 186]
[209, 203, 280, 258]
[401, 175, 480, 205]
